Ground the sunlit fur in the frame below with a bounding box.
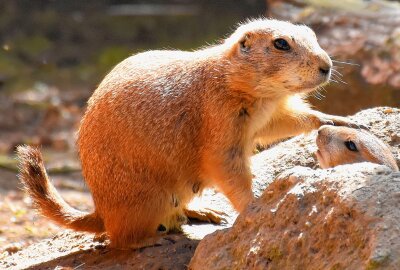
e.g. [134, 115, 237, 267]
[316, 125, 399, 171]
[223, 19, 332, 98]
[17, 18, 355, 248]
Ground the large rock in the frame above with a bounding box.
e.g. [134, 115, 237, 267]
[2, 107, 399, 269]
[190, 107, 400, 269]
[190, 163, 400, 269]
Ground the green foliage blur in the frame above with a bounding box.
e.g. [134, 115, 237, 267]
[0, 1, 266, 92]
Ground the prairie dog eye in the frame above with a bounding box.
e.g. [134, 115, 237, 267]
[273, 38, 290, 51]
[344, 141, 358, 152]
[239, 37, 250, 53]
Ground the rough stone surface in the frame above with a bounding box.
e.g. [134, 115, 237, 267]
[2, 107, 399, 269]
[190, 107, 400, 270]
[190, 164, 400, 270]
[1, 232, 198, 270]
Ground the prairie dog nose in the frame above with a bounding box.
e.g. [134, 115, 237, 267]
[319, 65, 331, 76]
[318, 53, 332, 76]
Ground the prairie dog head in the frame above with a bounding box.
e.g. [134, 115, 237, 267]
[316, 125, 399, 171]
[224, 19, 331, 98]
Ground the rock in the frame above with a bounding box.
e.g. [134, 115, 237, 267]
[1, 232, 198, 270]
[2, 243, 23, 255]
[190, 107, 400, 269]
[189, 163, 400, 269]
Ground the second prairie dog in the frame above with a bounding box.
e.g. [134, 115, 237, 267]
[18, 19, 361, 248]
[316, 125, 399, 171]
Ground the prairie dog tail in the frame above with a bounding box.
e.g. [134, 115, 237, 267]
[16, 145, 104, 233]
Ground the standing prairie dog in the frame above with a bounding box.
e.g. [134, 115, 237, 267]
[316, 125, 399, 171]
[17, 19, 361, 248]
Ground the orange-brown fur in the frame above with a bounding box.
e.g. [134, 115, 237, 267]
[316, 125, 399, 171]
[17, 19, 360, 248]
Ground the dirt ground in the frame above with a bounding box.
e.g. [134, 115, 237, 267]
[0, 167, 93, 260]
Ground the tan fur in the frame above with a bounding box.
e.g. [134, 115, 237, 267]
[17, 19, 359, 248]
[316, 125, 399, 171]
[16, 146, 105, 232]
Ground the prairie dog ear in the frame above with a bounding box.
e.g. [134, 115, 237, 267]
[238, 33, 252, 53]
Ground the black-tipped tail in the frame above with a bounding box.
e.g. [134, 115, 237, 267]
[16, 145, 104, 233]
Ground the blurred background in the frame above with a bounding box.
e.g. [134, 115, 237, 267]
[0, 0, 399, 257]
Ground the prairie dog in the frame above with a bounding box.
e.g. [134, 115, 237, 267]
[316, 125, 399, 171]
[18, 19, 360, 248]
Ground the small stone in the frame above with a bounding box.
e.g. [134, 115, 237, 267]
[391, 133, 400, 144]
[3, 243, 22, 254]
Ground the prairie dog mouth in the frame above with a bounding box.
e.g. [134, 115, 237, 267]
[294, 78, 330, 94]
[315, 148, 330, 169]
[315, 75, 331, 89]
